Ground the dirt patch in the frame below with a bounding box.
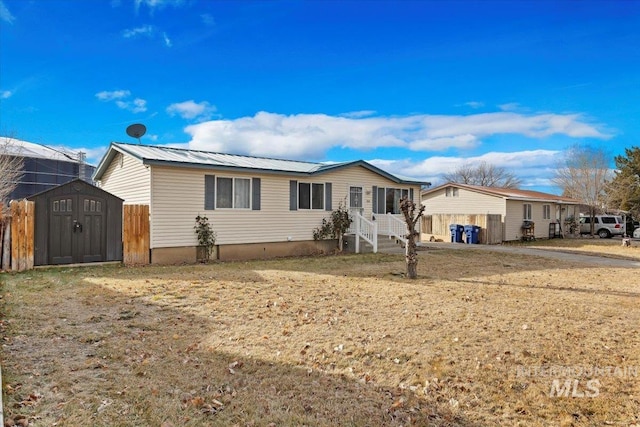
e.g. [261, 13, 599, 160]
[1, 250, 639, 426]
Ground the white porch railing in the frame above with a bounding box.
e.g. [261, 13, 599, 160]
[350, 212, 378, 253]
[386, 213, 407, 246]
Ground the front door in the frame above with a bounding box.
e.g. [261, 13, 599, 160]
[349, 186, 364, 216]
[49, 195, 106, 264]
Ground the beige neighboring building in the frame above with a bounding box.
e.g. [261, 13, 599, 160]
[421, 183, 580, 243]
[93, 142, 426, 263]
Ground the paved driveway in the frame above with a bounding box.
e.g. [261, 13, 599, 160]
[417, 242, 640, 268]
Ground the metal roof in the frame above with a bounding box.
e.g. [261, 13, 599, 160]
[93, 142, 428, 185]
[422, 182, 581, 204]
[1, 137, 81, 162]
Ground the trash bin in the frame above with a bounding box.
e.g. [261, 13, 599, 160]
[464, 225, 481, 244]
[449, 224, 464, 243]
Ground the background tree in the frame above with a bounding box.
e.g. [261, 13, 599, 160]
[0, 136, 24, 208]
[442, 161, 521, 188]
[400, 195, 425, 279]
[606, 146, 640, 220]
[553, 144, 612, 235]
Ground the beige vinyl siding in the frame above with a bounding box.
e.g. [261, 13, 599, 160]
[504, 200, 525, 241]
[422, 187, 506, 216]
[505, 200, 558, 240]
[149, 164, 421, 248]
[98, 152, 150, 204]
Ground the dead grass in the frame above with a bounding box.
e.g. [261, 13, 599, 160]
[518, 237, 640, 261]
[1, 250, 639, 426]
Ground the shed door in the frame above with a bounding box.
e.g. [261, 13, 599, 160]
[48, 195, 106, 264]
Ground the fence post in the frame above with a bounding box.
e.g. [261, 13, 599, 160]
[373, 220, 378, 253]
[354, 214, 360, 254]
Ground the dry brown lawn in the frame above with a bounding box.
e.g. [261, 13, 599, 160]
[1, 247, 639, 426]
[521, 236, 640, 261]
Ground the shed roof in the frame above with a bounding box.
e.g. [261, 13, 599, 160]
[422, 182, 580, 204]
[93, 142, 428, 185]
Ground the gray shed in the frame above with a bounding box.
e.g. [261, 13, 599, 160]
[28, 179, 123, 265]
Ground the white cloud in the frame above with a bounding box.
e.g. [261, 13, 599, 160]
[116, 98, 147, 113]
[184, 110, 611, 160]
[122, 25, 154, 39]
[96, 90, 146, 113]
[498, 102, 521, 112]
[167, 100, 216, 120]
[340, 110, 377, 118]
[368, 150, 562, 187]
[464, 101, 484, 109]
[1, 90, 13, 99]
[201, 13, 215, 26]
[163, 32, 172, 47]
[135, 0, 185, 13]
[95, 90, 131, 101]
[0, 0, 15, 24]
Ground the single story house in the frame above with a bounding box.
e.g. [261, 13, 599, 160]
[421, 183, 580, 242]
[93, 142, 427, 262]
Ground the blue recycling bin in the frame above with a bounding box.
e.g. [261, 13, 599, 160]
[449, 224, 464, 243]
[464, 225, 481, 244]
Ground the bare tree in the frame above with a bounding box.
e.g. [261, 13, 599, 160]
[443, 161, 521, 188]
[400, 195, 425, 279]
[553, 144, 612, 235]
[0, 136, 24, 208]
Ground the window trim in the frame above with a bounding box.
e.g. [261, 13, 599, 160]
[215, 176, 252, 210]
[542, 204, 551, 220]
[523, 203, 532, 220]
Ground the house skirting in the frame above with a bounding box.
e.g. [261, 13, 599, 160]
[150, 240, 338, 264]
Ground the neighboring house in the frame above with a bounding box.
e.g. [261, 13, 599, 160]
[421, 183, 580, 242]
[93, 142, 427, 263]
[1, 137, 94, 201]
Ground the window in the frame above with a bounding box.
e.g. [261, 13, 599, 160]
[601, 217, 617, 224]
[445, 187, 459, 197]
[298, 182, 324, 210]
[523, 203, 532, 220]
[372, 186, 411, 214]
[452, 188, 459, 197]
[205, 175, 255, 210]
[543, 204, 551, 220]
[349, 186, 363, 214]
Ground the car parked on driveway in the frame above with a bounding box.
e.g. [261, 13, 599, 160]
[634, 227, 640, 239]
[579, 215, 626, 238]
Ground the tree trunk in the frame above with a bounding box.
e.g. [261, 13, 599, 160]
[405, 233, 418, 279]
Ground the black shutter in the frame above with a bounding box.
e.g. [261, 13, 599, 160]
[372, 186, 378, 214]
[325, 183, 332, 211]
[252, 178, 261, 210]
[204, 175, 215, 210]
[289, 180, 298, 211]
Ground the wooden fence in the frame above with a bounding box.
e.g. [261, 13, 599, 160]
[8, 200, 35, 271]
[1, 201, 150, 271]
[123, 204, 150, 265]
[422, 213, 504, 244]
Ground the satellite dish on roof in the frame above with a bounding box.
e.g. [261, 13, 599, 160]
[126, 123, 146, 143]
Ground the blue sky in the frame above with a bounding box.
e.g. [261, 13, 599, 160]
[1, 0, 638, 193]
